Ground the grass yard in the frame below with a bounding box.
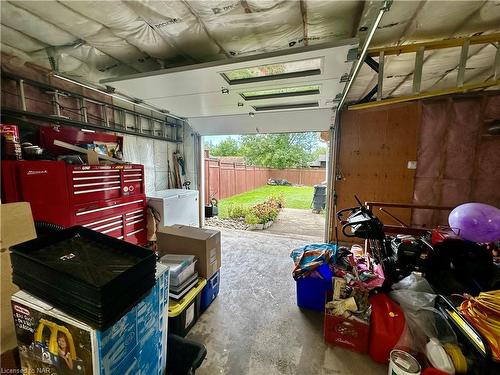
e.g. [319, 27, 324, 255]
[218, 185, 314, 218]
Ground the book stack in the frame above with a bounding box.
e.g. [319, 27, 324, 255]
[160, 254, 198, 300]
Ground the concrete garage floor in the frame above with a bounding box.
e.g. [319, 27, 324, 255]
[265, 208, 326, 240]
[187, 229, 387, 375]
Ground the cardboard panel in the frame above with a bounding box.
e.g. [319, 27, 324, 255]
[1, 202, 37, 352]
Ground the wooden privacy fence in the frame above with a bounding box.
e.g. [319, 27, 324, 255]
[204, 158, 326, 201]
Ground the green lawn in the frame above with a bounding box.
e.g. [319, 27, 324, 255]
[218, 185, 314, 218]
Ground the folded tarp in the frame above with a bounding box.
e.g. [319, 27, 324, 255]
[290, 243, 336, 280]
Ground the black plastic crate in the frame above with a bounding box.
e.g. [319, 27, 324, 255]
[12, 270, 154, 325]
[11, 254, 155, 302]
[10, 226, 156, 328]
[168, 279, 206, 337]
[12, 273, 154, 329]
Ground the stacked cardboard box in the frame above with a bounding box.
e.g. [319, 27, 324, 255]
[157, 225, 221, 335]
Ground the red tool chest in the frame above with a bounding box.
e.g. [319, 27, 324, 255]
[1, 160, 147, 245]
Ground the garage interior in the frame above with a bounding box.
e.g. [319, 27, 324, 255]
[1, 1, 499, 375]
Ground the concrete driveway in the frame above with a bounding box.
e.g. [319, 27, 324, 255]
[187, 228, 387, 375]
[264, 208, 326, 241]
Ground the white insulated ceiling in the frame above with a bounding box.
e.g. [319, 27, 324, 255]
[1, 1, 500, 122]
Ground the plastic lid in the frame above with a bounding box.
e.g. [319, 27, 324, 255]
[390, 350, 421, 374]
[425, 338, 455, 374]
[168, 278, 207, 317]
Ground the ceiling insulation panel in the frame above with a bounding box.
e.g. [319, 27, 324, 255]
[122, 0, 223, 62]
[1, 0, 499, 113]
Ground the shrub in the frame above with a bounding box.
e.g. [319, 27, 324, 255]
[249, 197, 281, 224]
[269, 193, 286, 208]
[227, 204, 249, 219]
[244, 213, 261, 225]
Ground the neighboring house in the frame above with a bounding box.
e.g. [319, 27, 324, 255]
[309, 154, 327, 168]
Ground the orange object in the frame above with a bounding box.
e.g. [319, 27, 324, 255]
[368, 293, 406, 363]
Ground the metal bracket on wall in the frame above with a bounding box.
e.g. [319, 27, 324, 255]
[2, 71, 184, 143]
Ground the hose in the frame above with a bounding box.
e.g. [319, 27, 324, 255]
[458, 290, 500, 361]
[34, 221, 65, 233]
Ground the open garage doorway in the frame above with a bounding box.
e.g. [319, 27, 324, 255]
[202, 131, 329, 242]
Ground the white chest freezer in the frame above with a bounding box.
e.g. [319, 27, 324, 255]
[147, 189, 199, 227]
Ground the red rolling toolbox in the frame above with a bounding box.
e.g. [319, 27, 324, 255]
[1, 160, 147, 245]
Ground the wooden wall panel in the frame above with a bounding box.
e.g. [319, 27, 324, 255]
[333, 102, 420, 241]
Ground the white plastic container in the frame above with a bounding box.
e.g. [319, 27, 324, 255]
[160, 254, 197, 287]
[389, 350, 421, 375]
[425, 338, 455, 374]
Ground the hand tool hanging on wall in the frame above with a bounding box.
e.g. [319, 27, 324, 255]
[167, 159, 174, 189]
[175, 152, 186, 176]
[172, 151, 182, 188]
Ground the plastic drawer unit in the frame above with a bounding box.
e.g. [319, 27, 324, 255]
[168, 279, 206, 337]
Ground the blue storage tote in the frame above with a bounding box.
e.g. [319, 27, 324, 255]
[200, 270, 220, 312]
[296, 263, 333, 311]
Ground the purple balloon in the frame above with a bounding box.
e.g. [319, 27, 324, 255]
[448, 203, 500, 243]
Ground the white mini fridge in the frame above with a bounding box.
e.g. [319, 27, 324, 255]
[147, 189, 200, 227]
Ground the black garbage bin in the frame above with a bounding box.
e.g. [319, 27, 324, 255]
[312, 184, 327, 213]
[166, 334, 207, 375]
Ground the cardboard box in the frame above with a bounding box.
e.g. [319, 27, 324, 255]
[1, 202, 37, 353]
[157, 225, 221, 279]
[11, 263, 169, 375]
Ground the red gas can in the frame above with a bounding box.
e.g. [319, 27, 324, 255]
[368, 293, 405, 363]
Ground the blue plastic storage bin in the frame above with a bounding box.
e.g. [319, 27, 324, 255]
[296, 263, 333, 311]
[200, 270, 220, 312]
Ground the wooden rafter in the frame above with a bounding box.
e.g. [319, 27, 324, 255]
[348, 79, 500, 110]
[367, 33, 500, 57]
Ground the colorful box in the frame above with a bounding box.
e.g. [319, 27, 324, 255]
[324, 311, 370, 353]
[11, 263, 169, 375]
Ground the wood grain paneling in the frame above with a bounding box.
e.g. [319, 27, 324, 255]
[333, 102, 420, 241]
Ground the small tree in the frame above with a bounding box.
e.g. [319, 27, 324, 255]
[210, 138, 241, 156]
[240, 133, 319, 168]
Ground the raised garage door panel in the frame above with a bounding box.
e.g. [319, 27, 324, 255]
[334, 102, 420, 241]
